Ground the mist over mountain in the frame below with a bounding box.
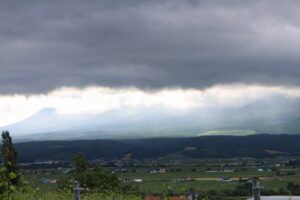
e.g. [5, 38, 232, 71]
[2, 108, 93, 136]
[4, 94, 300, 141]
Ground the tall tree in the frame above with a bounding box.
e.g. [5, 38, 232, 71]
[0, 131, 20, 199]
[72, 153, 122, 190]
[73, 153, 88, 186]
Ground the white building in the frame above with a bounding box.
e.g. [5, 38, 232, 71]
[133, 178, 142, 183]
[247, 197, 300, 200]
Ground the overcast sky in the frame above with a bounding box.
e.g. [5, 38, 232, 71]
[1, 0, 300, 126]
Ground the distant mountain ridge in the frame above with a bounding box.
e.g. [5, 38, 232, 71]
[3, 95, 300, 140]
[13, 134, 300, 162]
[2, 108, 93, 136]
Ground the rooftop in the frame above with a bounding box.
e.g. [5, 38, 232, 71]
[247, 196, 300, 200]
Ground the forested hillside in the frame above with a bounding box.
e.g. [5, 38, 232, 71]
[11, 134, 300, 162]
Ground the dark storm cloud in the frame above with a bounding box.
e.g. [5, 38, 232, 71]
[1, 0, 300, 94]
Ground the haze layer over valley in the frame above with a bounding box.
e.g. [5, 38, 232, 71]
[3, 85, 300, 141]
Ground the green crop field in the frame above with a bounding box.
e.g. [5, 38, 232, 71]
[16, 156, 300, 200]
[199, 129, 256, 136]
[117, 169, 280, 192]
[25, 167, 300, 194]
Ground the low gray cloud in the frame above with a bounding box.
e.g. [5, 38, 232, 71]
[1, 0, 300, 94]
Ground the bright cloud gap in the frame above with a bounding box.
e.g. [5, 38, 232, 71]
[1, 84, 300, 127]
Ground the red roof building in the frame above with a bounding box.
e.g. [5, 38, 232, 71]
[144, 195, 162, 200]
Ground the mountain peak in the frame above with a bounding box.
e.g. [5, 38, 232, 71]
[36, 107, 57, 115]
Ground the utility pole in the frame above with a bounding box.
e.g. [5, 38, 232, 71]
[252, 178, 262, 200]
[188, 191, 196, 200]
[73, 181, 82, 200]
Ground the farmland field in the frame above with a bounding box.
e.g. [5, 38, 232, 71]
[21, 157, 300, 200]
[117, 169, 300, 192]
